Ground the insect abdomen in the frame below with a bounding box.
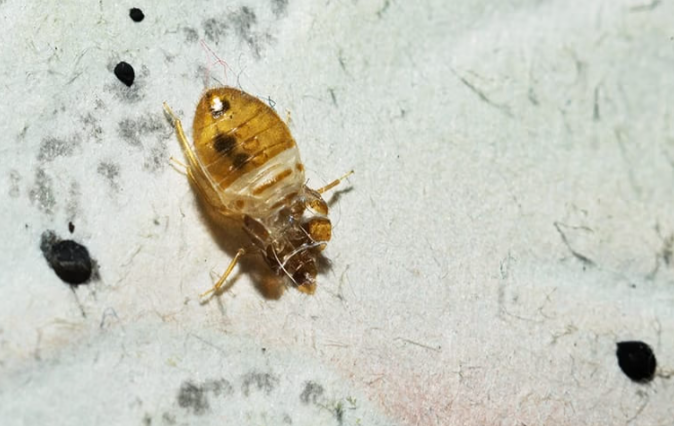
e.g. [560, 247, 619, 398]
[222, 147, 305, 215]
[191, 88, 305, 215]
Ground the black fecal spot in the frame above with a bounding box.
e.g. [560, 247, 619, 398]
[299, 381, 324, 405]
[213, 133, 237, 154]
[40, 231, 93, 286]
[233, 153, 251, 169]
[68, 222, 75, 233]
[617, 341, 657, 383]
[177, 381, 209, 415]
[129, 8, 144, 22]
[114, 61, 135, 87]
[108, 63, 148, 103]
[241, 372, 279, 396]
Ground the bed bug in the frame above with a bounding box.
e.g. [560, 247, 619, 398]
[163, 87, 352, 298]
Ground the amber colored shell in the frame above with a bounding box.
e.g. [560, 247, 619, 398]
[192, 88, 298, 191]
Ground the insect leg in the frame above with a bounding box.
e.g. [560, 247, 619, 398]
[316, 170, 354, 194]
[163, 102, 201, 170]
[169, 156, 188, 175]
[183, 168, 223, 209]
[200, 248, 246, 299]
[164, 102, 232, 214]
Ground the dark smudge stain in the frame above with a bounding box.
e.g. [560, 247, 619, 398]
[201, 7, 272, 57]
[195, 65, 211, 88]
[81, 113, 103, 141]
[334, 402, 345, 425]
[162, 412, 176, 424]
[271, 0, 289, 16]
[659, 234, 673, 267]
[204, 378, 234, 397]
[232, 7, 256, 40]
[97, 161, 121, 190]
[118, 114, 170, 174]
[177, 381, 209, 415]
[29, 168, 56, 214]
[177, 379, 233, 416]
[97, 161, 120, 180]
[143, 141, 168, 173]
[38, 136, 80, 162]
[299, 381, 324, 405]
[8, 170, 21, 198]
[203, 18, 229, 43]
[183, 27, 199, 43]
[241, 371, 279, 396]
[66, 180, 80, 223]
[118, 114, 167, 147]
[231, 7, 269, 57]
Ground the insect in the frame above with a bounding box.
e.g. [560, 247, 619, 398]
[163, 87, 352, 297]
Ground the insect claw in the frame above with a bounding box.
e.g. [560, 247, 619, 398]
[199, 287, 215, 300]
[163, 102, 178, 126]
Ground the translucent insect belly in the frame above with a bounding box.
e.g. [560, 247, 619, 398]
[201, 146, 306, 216]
